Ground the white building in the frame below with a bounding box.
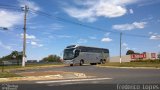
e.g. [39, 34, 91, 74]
[110, 52, 157, 62]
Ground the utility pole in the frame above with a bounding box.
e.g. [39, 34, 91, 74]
[22, 5, 29, 67]
[120, 32, 122, 63]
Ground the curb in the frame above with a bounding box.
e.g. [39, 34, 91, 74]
[0, 72, 87, 83]
[0, 75, 62, 83]
[8, 65, 66, 72]
[97, 65, 160, 69]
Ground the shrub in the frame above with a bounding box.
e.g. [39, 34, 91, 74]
[130, 59, 160, 63]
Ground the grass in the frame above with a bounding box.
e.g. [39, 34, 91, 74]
[100, 62, 160, 68]
[0, 63, 64, 78]
[0, 63, 64, 72]
[0, 72, 22, 78]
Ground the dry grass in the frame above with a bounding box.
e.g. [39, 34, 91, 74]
[101, 62, 160, 68]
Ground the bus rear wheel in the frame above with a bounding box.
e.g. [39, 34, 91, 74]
[70, 64, 73, 66]
[80, 60, 84, 66]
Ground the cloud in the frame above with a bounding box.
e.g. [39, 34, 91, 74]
[101, 38, 112, 42]
[64, 0, 138, 22]
[18, 0, 40, 11]
[31, 41, 43, 47]
[20, 33, 43, 47]
[142, 16, 153, 22]
[112, 22, 147, 31]
[138, 0, 160, 7]
[31, 41, 37, 45]
[64, 8, 96, 22]
[0, 41, 13, 51]
[122, 43, 128, 47]
[57, 35, 72, 38]
[122, 43, 130, 50]
[0, 10, 23, 28]
[89, 36, 97, 40]
[21, 33, 36, 40]
[77, 39, 88, 44]
[157, 19, 160, 23]
[48, 35, 55, 39]
[149, 32, 160, 40]
[50, 23, 64, 30]
[129, 9, 134, 14]
[104, 32, 110, 37]
[150, 35, 160, 40]
[149, 32, 153, 35]
[101, 32, 112, 42]
[0, 1, 40, 28]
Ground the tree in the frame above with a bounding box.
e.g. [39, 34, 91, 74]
[0, 51, 22, 65]
[41, 54, 61, 62]
[126, 50, 135, 55]
[158, 52, 160, 59]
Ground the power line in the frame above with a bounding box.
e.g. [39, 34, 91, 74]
[0, 4, 22, 11]
[0, 4, 151, 39]
[30, 9, 119, 34]
[30, 9, 151, 38]
[123, 33, 150, 38]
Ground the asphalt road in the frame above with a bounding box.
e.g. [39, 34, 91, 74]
[12, 65, 160, 84]
[1, 65, 160, 90]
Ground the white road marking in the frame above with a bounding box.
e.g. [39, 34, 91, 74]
[36, 78, 112, 84]
[48, 82, 85, 86]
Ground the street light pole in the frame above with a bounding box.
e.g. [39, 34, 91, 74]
[22, 5, 28, 67]
[120, 32, 122, 63]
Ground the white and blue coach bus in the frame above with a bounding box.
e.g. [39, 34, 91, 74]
[63, 45, 109, 66]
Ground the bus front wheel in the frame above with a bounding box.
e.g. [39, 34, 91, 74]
[80, 60, 84, 66]
[100, 59, 106, 64]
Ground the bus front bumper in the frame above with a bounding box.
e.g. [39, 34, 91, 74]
[63, 60, 74, 65]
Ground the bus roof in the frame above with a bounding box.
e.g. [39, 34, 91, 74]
[66, 45, 109, 52]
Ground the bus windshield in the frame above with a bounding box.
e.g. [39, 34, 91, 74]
[63, 48, 75, 60]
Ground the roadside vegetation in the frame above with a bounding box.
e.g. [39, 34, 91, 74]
[0, 72, 21, 78]
[101, 59, 160, 68]
[0, 50, 63, 71]
[0, 63, 63, 71]
[0, 63, 64, 78]
[40, 54, 62, 62]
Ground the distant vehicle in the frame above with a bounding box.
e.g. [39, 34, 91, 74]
[63, 45, 109, 66]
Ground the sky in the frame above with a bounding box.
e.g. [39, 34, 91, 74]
[0, 0, 160, 60]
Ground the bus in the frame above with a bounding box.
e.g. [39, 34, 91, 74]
[63, 45, 109, 66]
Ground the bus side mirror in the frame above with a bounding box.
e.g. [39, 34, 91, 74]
[74, 50, 80, 57]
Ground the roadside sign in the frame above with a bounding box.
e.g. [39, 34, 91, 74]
[151, 53, 156, 58]
[131, 53, 146, 59]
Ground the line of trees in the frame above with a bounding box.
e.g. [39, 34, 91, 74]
[0, 51, 23, 65]
[40, 55, 61, 62]
[126, 50, 135, 55]
[158, 52, 160, 59]
[0, 51, 62, 63]
[126, 50, 140, 55]
[0, 51, 22, 61]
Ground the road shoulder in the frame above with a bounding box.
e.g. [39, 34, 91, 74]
[97, 65, 160, 69]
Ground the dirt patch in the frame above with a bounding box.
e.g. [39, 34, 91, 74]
[16, 71, 70, 76]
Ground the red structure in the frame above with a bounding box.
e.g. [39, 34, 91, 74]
[131, 53, 146, 59]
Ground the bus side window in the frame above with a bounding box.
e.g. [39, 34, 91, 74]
[74, 50, 80, 57]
